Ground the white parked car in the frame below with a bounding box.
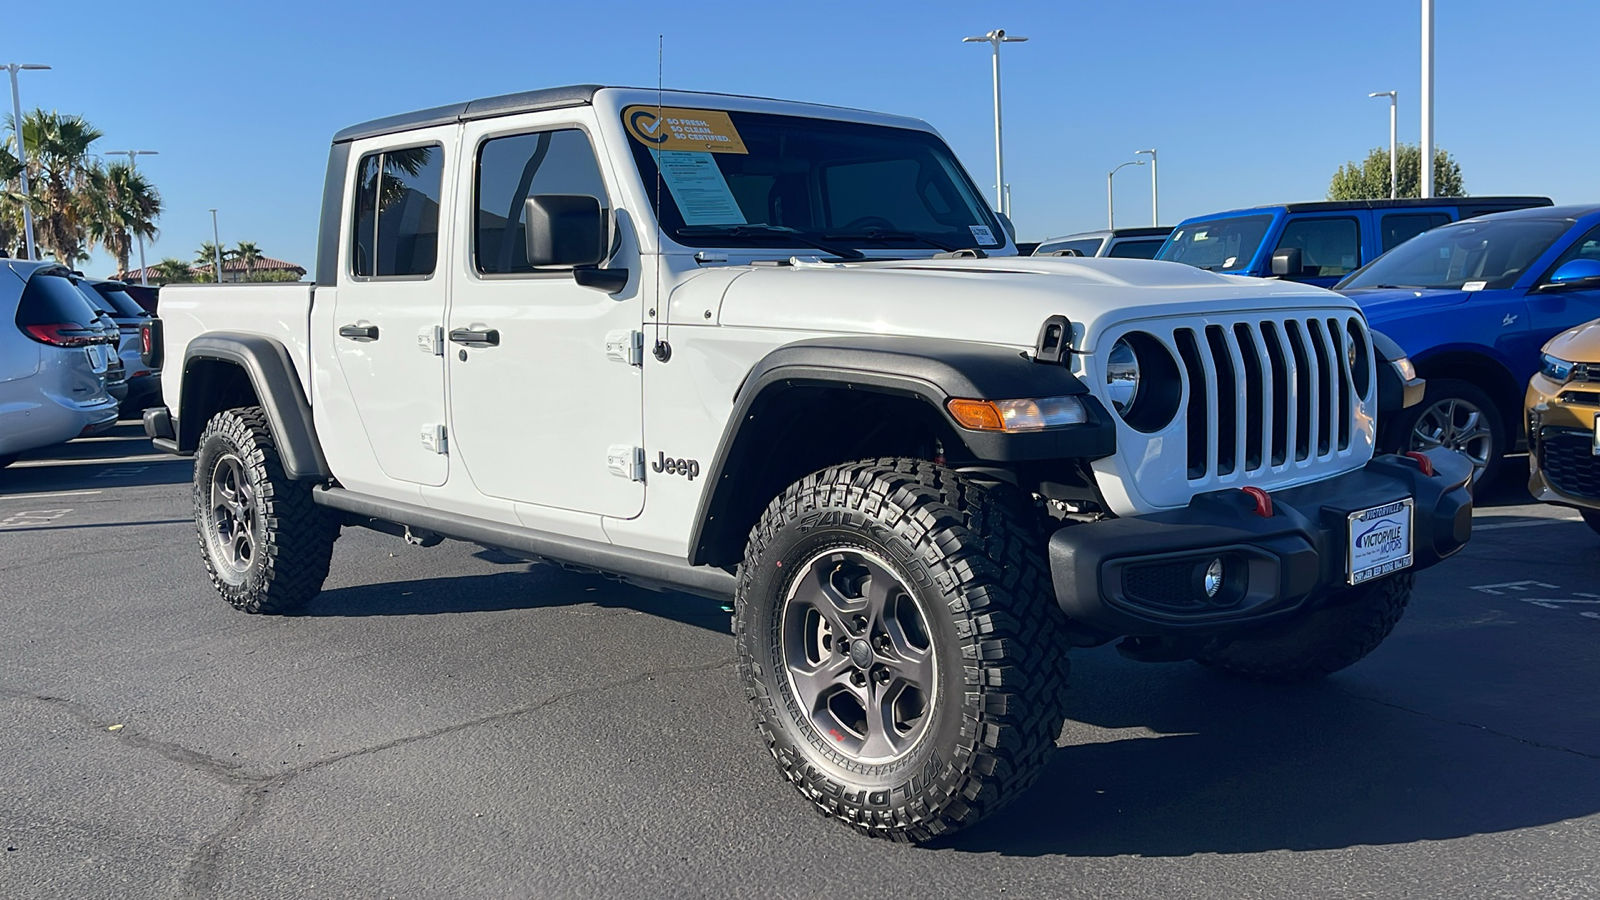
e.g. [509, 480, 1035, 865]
[1034, 226, 1173, 260]
[0, 260, 121, 468]
[145, 85, 1473, 841]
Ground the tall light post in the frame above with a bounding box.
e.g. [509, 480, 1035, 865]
[4, 62, 50, 261]
[1420, 0, 1434, 199]
[962, 28, 1028, 216]
[103, 149, 158, 284]
[1107, 160, 1144, 230]
[1367, 92, 1397, 199]
[209, 208, 223, 283]
[1134, 148, 1158, 225]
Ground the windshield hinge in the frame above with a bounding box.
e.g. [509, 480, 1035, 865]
[1033, 315, 1074, 365]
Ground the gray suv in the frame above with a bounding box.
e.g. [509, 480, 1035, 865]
[0, 260, 121, 468]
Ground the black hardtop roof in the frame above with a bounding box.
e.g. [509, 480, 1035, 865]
[1108, 226, 1175, 238]
[1275, 196, 1552, 214]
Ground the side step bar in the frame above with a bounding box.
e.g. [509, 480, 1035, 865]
[313, 486, 736, 602]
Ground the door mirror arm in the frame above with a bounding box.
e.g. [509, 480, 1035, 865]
[573, 265, 630, 293]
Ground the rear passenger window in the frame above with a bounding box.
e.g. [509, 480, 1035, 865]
[350, 144, 444, 278]
[1381, 213, 1450, 252]
[475, 129, 608, 275]
[1106, 239, 1164, 259]
[1275, 217, 1360, 277]
[15, 273, 101, 330]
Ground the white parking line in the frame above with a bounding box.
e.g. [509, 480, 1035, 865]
[0, 490, 103, 501]
[1475, 516, 1582, 531]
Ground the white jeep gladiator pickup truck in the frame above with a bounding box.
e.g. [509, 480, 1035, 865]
[145, 84, 1471, 842]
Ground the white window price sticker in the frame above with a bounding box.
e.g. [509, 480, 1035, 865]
[969, 224, 998, 246]
[656, 151, 747, 226]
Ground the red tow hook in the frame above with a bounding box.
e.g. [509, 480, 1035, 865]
[1240, 486, 1273, 518]
[1403, 451, 1436, 477]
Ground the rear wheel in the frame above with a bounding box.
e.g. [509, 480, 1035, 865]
[736, 459, 1071, 842]
[193, 407, 337, 614]
[1389, 378, 1505, 487]
[1197, 572, 1414, 683]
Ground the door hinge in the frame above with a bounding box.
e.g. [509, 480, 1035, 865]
[421, 424, 448, 454]
[418, 325, 444, 356]
[607, 444, 645, 481]
[605, 329, 644, 366]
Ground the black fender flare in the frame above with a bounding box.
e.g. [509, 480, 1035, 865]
[178, 332, 331, 480]
[687, 335, 1116, 565]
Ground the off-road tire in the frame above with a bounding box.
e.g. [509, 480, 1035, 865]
[1582, 509, 1600, 540]
[735, 458, 1071, 842]
[1385, 378, 1506, 487]
[1197, 571, 1414, 683]
[193, 406, 337, 614]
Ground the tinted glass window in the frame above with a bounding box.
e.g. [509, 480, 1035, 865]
[1541, 223, 1600, 278]
[1035, 238, 1103, 257]
[1157, 215, 1273, 271]
[1339, 217, 1573, 291]
[475, 129, 608, 274]
[1275, 217, 1360, 277]
[1106, 239, 1164, 259]
[1381, 212, 1451, 252]
[351, 145, 443, 278]
[93, 286, 150, 318]
[16, 273, 101, 328]
[74, 282, 117, 315]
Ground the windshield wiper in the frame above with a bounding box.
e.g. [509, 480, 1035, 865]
[675, 224, 864, 260]
[821, 229, 964, 253]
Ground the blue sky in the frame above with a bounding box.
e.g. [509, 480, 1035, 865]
[11, 0, 1596, 277]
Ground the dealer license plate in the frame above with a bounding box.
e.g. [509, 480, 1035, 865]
[1347, 498, 1414, 586]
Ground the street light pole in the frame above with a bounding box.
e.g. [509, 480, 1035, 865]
[1367, 92, 1397, 199]
[4, 62, 50, 261]
[1107, 160, 1144, 230]
[963, 29, 1028, 216]
[103, 149, 159, 284]
[1135, 148, 1158, 225]
[1420, 0, 1434, 199]
[209, 209, 223, 283]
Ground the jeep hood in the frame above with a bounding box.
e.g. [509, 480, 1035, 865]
[707, 257, 1358, 352]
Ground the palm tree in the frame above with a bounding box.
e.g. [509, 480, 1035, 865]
[150, 257, 194, 284]
[195, 241, 231, 281]
[233, 240, 262, 281]
[87, 162, 161, 277]
[9, 110, 105, 264]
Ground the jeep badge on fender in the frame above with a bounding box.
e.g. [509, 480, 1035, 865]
[652, 451, 700, 481]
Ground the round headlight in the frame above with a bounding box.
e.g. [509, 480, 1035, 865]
[1105, 337, 1141, 414]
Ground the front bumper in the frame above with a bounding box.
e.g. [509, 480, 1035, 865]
[1048, 450, 1473, 636]
[1527, 374, 1600, 510]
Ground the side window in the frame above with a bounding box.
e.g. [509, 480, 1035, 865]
[1381, 212, 1450, 252]
[1540, 223, 1600, 280]
[1106, 239, 1164, 259]
[350, 145, 444, 278]
[1275, 217, 1360, 277]
[475, 129, 608, 275]
[1036, 238, 1103, 257]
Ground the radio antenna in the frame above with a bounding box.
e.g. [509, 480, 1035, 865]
[652, 34, 672, 362]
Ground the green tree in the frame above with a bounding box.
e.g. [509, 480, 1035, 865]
[195, 241, 231, 281]
[150, 257, 195, 284]
[1328, 143, 1465, 200]
[8, 110, 106, 264]
[232, 240, 262, 280]
[86, 161, 161, 278]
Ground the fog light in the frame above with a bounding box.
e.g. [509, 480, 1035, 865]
[1203, 558, 1224, 598]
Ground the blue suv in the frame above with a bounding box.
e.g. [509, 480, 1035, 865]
[1156, 197, 1551, 289]
[1335, 204, 1600, 484]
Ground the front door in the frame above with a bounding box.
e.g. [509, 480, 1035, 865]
[445, 116, 644, 518]
[1528, 223, 1600, 368]
[330, 129, 453, 486]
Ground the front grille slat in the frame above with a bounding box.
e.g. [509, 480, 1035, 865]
[1538, 428, 1600, 499]
[1204, 325, 1238, 477]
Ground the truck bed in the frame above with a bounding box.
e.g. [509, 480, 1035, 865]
[157, 283, 316, 407]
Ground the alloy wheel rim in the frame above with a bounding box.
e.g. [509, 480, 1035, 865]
[779, 548, 937, 765]
[1410, 397, 1493, 483]
[209, 454, 258, 572]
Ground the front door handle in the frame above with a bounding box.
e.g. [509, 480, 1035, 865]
[449, 327, 500, 348]
[338, 323, 379, 341]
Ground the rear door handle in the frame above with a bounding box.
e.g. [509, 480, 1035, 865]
[449, 327, 500, 348]
[338, 324, 379, 341]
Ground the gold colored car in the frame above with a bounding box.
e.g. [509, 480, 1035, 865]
[1528, 318, 1600, 537]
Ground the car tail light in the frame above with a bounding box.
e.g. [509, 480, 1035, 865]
[23, 322, 101, 348]
[140, 319, 164, 369]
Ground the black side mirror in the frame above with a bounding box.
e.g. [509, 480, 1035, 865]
[1270, 247, 1303, 278]
[524, 195, 608, 268]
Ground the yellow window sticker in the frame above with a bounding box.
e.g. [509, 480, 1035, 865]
[624, 106, 749, 154]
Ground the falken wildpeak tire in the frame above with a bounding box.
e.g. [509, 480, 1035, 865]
[193, 406, 337, 614]
[1197, 571, 1415, 684]
[735, 458, 1071, 843]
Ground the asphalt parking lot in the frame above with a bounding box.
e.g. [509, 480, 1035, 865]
[3, 422, 1599, 899]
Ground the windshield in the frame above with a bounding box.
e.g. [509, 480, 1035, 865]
[1338, 217, 1572, 291]
[1157, 215, 1273, 271]
[623, 107, 1004, 255]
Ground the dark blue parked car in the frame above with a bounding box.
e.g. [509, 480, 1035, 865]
[1335, 204, 1600, 483]
[1156, 196, 1551, 290]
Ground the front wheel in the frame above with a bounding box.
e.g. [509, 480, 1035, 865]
[193, 407, 337, 614]
[1197, 572, 1414, 683]
[1387, 378, 1506, 487]
[735, 459, 1071, 842]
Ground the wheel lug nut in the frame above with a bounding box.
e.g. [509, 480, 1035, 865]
[873, 666, 890, 683]
[851, 616, 867, 633]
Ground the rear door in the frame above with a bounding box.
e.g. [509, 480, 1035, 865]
[1378, 210, 1452, 257]
[329, 128, 455, 487]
